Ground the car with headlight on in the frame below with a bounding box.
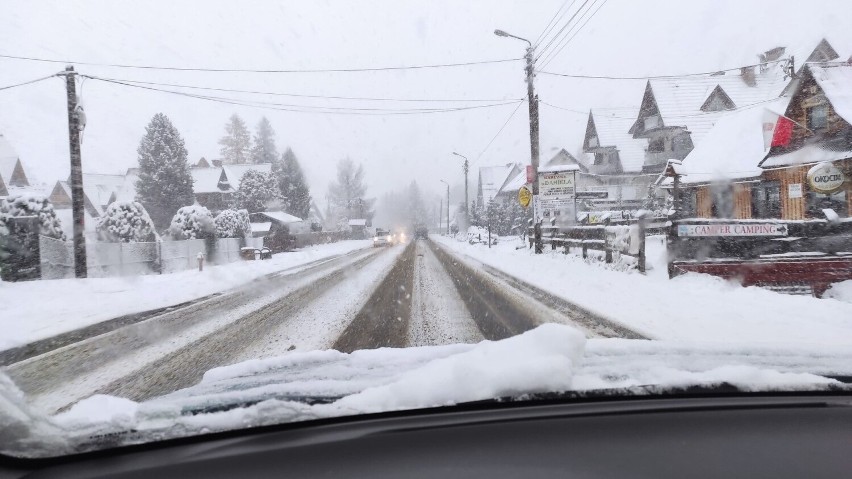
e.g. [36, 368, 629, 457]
[373, 229, 391, 247]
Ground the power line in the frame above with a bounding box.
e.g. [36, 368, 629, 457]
[533, 0, 577, 48]
[88, 76, 522, 103]
[538, 0, 608, 69]
[0, 53, 522, 73]
[473, 99, 527, 166]
[0, 74, 58, 91]
[535, 0, 592, 61]
[84, 75, 524, 115]
[538, 58, 787, 80]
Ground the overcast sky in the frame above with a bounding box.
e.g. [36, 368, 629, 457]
[1, 0, 850, 208]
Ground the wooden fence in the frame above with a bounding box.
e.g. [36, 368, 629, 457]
[530, 220, 648, 273]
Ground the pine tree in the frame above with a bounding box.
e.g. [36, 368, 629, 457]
[235, 170, 279, 213]
[277, 148, 312, 219]
[218, 114, 251, 164]
[135, 113, 195, 231]
[250, 117, 278, 165]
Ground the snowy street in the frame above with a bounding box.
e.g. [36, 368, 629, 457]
[3, 236, 646, 414]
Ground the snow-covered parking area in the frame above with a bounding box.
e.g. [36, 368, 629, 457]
[0, 241, 371, 351]
[433, 235, 852, 346]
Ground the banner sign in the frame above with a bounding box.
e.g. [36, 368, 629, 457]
[807, 162, 845, 194]
[539, 171, 575, 199]
[677, 223, 788, 237]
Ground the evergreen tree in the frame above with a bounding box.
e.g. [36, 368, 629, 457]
[277, 148, 312, 219]
[250, 117, 278, 165]
[135, 113, 195, 231]
[235, 170, 279, 213]
[469, 199, 485, 228]
[218, 114, 251, 164]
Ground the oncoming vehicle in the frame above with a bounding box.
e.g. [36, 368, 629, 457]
[373, 228, 392, 247]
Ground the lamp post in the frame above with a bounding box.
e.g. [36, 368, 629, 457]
[440, 179, 450, 235]
[495, 28, 542, 254]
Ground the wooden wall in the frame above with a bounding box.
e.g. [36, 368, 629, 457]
[763, 166, 807, 220]
[696, 186, 712, 217]
[733, 184, 752, 219]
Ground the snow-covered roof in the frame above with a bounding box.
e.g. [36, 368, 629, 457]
[587, 109, 647, 173]
[348, 218, 367, 226]
[81, 173, 125, 209]
[190, 167, 229, 194]
[479, 164, 518, 204]
[539, 164, 580, 173]
[0, 134, 28, 187]
[112, 170, 139, 203]
[678, 98, 790, 184]
[809, 63, 852, 125]
[258, 211, 304, 224]
[499, 170, 527, 195]
[643, 64, 790, 144]
[544, 149, 588, 172]
[223, 163, 272, 187]
[54, 207, 97, 238]
[760, 144, 852, 169]
[250, 222, 272, 233]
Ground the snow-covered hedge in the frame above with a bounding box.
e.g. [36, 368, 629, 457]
[0, 195, 66, 240]
[214, 209, 251, 238]
[96, 201, 157, 243]
[167, 204, 215, 240]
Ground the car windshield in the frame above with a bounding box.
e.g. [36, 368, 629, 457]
[1, 0, 852, 460]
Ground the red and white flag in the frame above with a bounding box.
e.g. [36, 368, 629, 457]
[762, 109, 795, 150]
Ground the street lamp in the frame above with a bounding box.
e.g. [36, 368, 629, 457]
[452, 152, 469, 216]
[495, 28, 542, 254]
[440, 179, 450, 235]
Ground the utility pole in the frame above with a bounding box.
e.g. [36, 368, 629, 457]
[495, 29, 542, 253]
[64, 65, 87, 278]
[440, 180, 450, 235]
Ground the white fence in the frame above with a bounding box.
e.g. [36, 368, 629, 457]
[39, 236, 261, 280]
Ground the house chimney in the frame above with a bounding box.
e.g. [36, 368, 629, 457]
[741, 66, 756, 87]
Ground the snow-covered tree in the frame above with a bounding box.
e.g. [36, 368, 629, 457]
[96, 201, 156, 242]
[219, 114, 251, 165]
[328, 158, 374, 223]
[277, 148, 312, 219]
[135, 113, 195, 231]
[214, 208, 251, 238]
[167, 204, 215, 240]
[235, 170, 279, 213]
[0, 195, 65, 240]
[469, 199, 485, 228]
[250, 117, 278, 165]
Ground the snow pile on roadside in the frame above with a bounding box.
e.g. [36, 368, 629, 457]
[825, 280, 852, 304]
[433, 236, 852, 345]
[0, 240, 370, 351]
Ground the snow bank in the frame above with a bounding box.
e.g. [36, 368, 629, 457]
[0, 240, 370, 351]
[825, 280, 852, 304]
[433, 236, 852, 346]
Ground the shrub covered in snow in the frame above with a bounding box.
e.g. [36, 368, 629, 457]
[214, 209, 251, 238]
[0, 195, 66, 240]
[96, 201, 157, 243]
[167, 204, 215, 240]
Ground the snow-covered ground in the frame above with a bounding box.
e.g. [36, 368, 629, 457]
[433, 235, 852, 346]
[0, 241, 371, 352]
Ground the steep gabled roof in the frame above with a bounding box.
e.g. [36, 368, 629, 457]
[191, 167, 231, 194]
[80, 173, 125, 210]
[0, 174, 7, 197]
[223, 163, 273, 188]
[478, 163, 520, 203]
[810, 63, 852, 125]
[585, 109, 647, 173]
[0, 134, 29, 188]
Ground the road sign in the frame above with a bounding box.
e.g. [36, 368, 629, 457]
[575, 191, 608, 199]
[677, 223, 788, 237]
[518, 185, 532, 208]
[526, 165, 534, 184]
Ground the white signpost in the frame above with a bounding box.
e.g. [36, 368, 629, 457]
[677, 223, 788, 237]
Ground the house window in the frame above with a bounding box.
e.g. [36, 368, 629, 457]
[751, 182, 781, 218]
[806, 189, 847, 218]
[672, 133, 694, 153]
[710, 184, 734, 218]
[680, 189, 697, 216]
[648, 137, 665, 153]
[807, 103, 828, 130]
[594, 152, 606, 165]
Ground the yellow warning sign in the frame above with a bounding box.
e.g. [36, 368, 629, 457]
[518, 185, 532, 209]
